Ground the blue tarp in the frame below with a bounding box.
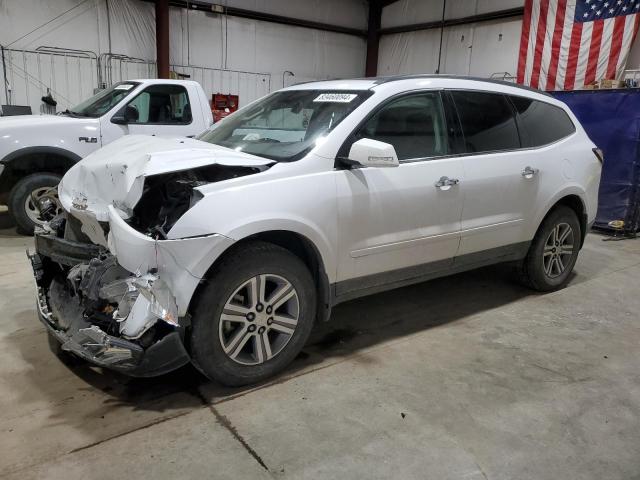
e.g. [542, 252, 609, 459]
[551, 89, 640, 234]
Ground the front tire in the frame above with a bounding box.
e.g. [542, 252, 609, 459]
[190, 241, 316, 386]
[8, 173, 63, 235]
[519, 205, 581, 291]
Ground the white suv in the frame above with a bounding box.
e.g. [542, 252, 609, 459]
[31, 76, 602, 386]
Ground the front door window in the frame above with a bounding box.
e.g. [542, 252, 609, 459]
[356, 92, 449, 161]
[124, 84, 192, 125]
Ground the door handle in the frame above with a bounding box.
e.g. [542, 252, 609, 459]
[521, 166, 539, 179]
[435, 176, 460, 190]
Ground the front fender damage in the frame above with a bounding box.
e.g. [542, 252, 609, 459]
[106, 205, 235, 317]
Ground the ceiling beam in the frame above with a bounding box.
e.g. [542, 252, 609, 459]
[144, 0, 367, 37]
[379, 7, 524, 35]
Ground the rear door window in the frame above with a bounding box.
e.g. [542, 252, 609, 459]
[450, 91, 520, 153]
[509, 96, 576, 147]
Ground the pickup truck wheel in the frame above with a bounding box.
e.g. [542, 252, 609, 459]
[518, 205, 581, 292]
[190, 241, 316, 386]
[9, 173, 63, 234]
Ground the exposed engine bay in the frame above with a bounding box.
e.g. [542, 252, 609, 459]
[128, 164, 263, 238]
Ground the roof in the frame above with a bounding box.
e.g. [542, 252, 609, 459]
[284, 74, 551, 98]
[370, 74, 551, 96]
[128, 78, 202, 86]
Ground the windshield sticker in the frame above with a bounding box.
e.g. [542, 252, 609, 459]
[313, 93, 358, 103]
[242, 133, 261, 141]
[114, 84, 134, 90]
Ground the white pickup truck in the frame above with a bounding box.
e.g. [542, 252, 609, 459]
[0, 79, 213, 233]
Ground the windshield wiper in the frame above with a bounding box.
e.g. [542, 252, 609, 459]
[59, 109, 84, 117]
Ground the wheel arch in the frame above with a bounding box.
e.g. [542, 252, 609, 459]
[537, 193, 588, 248]
[194, 229, 334, 324]
[0, 147, 81, 200]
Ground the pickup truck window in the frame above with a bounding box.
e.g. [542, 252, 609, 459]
[124, 84, 192, 125]
[67, 82, 140, 118]
[198, 90, 372, 162]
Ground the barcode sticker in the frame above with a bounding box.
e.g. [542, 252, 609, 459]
[313, 93, 358, 103]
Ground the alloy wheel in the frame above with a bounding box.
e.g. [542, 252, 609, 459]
[543, 222, 574, 278]
[218, 273, 300, 365]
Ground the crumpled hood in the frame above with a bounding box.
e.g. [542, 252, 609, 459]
[59, 135, 274, 221]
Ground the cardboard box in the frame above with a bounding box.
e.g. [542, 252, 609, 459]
[599, 79, 626, 89]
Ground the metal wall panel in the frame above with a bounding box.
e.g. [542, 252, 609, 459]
[0, 48, 272, 114]
[1, 48, 97, 113]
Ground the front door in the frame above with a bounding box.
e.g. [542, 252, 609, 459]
[335, 91, 464, 297]
[102, 83, 195, 143]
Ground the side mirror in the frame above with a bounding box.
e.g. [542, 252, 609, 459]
[345, 138, 399, 168]
[111, 105, 139, 125]
[110, 113, 127, 125]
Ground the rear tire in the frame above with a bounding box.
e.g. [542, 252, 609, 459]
[8, 173, 62, 235]
[518, 205, 581, 291]
[190, 241, 316, 386]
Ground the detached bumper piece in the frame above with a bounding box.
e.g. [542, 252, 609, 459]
[30, 232, 191, 377]
[35, 231, 101, 266]
[60, 325, 144, 367]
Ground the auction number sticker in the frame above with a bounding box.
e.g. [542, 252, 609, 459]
[313, 93, 358, 103]
[115, 84, 135, 90]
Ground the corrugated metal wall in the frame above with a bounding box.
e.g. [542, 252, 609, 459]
[0, 0, 366, 114]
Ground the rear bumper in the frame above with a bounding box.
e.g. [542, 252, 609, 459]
[29, 236, 191, 377]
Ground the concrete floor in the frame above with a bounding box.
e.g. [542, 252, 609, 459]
[1, 207, 639, 480]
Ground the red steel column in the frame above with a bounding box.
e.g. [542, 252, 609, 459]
[365, 0, 382, 77]
[155, 0, 170, 79]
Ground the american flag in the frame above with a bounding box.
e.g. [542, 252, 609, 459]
[517, 0, 640, 90]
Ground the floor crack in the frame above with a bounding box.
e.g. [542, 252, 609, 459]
[191, 387, 270, 472]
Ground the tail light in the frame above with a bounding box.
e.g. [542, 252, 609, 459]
[592, 147, 604, 164]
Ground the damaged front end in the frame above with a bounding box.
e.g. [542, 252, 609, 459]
[29, 136, 272, 376]
[30, 216, 190, 376]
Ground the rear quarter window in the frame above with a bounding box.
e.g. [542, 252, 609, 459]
[509, 96, 576, 148]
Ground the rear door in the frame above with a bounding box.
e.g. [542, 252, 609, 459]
[335, 91, 464, 296]
[448, 90, 539, 258]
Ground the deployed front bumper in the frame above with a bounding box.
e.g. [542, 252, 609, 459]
[30, 232, 191, 377]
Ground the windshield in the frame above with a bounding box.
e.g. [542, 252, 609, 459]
[67, 82, 140, 117]
[198, 90, 372, 161]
